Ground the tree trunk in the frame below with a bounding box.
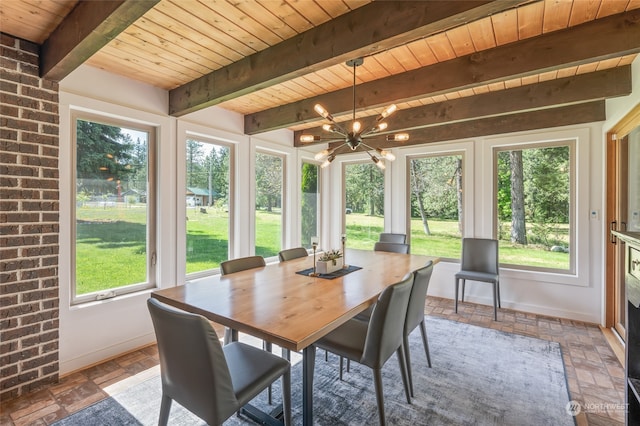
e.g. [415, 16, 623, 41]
[417, 193, 430, 235]
[369, 167, 375, 216]
[456, 158, 463, 233]
[410, 160, 430, 235]
[509, 150, 527, 244]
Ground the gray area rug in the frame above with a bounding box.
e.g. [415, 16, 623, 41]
[54, 317, 575, 425]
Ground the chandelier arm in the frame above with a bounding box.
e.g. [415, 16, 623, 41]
[359, 141, 377, 151]
[330, 124, 349, 136]
[329, 142, 350, 155]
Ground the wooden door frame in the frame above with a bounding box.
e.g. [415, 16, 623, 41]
[605, 103, 640, 328]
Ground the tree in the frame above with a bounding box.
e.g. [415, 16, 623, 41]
[255, 152, 282, 212]
[409, 155, 462, 235]
[410, 159, 431, 235]
[186, 139, 205, 187]
[509, 150, 527, 244]
[208, 146, 230, 206]
[76, 120, 136, 195]
[300, 162, 318, 248]
[455, 158, 463, 233]
[345, 163, 384, 216]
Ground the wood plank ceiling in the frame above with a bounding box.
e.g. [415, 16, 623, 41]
[2, 0, 639, 151]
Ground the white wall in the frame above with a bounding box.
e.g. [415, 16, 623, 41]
[57, 55, 639, 373]
[57, 65, 302, 374]
[329, 125, 604, 323]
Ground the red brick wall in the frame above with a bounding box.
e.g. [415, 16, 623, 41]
[1, 33, 60, 400]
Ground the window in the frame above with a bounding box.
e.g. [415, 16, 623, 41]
[494, 142, 573, 272]
[409, 154, 463, 259]
[185, 139, 231, 274]
[344, 162, 384, 249]
[255, 151, 283, 257]
[73, 114, 156, 303]
[300, 161, 319, 249]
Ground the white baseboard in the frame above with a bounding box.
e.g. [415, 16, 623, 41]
[60, 332, 156, 376]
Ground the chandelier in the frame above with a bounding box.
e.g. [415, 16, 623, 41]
[299, 57, 409, 169]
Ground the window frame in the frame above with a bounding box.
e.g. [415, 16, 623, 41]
[254, 147, 287, 261]
[406, 151, 465, 262]
[492, 139, 576, 275]
[183, 135, 234, 278]
[70, 110, 157, 305]
[341, 158, 386, 249]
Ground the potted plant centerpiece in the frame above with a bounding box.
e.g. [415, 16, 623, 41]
[317, 249, 343, 274]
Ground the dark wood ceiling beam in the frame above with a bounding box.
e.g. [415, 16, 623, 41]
[248, 9, 640, 135]
[294, 65, 631, 146]
[168, 0, 529, 116]
[328, 101, 605, 154]
[41, 0, 159, 81]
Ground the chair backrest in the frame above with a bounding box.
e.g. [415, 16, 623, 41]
[278, 247, 308, 262]
[361, 273, 414, 369]
[404, 261, 434, 335]
[220, 255, 265, 275]
[460, 238, 499, 275]
[374, 241, 410, 254]
[147, 298, 238, 425]
[379, 233, 407, 244]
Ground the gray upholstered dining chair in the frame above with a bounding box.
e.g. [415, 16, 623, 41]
[379, 233, 407, 244]
[278, 247, 309, 360]
[374, 241, 410, 254]
[455, 238, 501, 320]
[220, 255, 266, 276]
[351, 261, 434, 398]
[403, 261, 434, 397]
[314, 273, 414, 425]
[220, 255, 267, 344]
[278, 247, 308, 262]
[147, 298, 291, 426]
[219, 255, 275, 403]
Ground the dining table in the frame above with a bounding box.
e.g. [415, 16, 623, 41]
[151, 248, 436, 425]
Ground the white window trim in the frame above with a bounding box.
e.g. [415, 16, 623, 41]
[397, 141, 476, 241]
[69, 110, 158, 305]
[176, 121, 243, 280]
[481, 127, 591, 287]
[404, 149, 468, 262]
[251, 138, 293, 262]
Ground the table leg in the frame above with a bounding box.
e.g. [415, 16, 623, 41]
[302, 345, 316, 426]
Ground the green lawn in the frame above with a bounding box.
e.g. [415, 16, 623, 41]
[75, 207, 570, 295]
[76, 205, 148, 294]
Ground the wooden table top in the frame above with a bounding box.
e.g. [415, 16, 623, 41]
[151, 249, 436, 352]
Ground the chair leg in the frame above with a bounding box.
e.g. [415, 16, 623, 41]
[223, 328, 239, 345]
[419, 320, 432, 368]
[402, 335, 414, 398]
[263, 341, 273, 404]
[282, 368, 292, 426]
[282, 348, 291, 361]
[347, 358, 350, 372]
[372, 368, 387, 426]
[339, 356, 344, 381]
[496, 280, 501, 308]
[397, 346, 411, 404]
[454, 278, 459, 313]
[461, 279, 466, 302]
[158, 395, 172, 426]
[493, 283, 498, 321]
